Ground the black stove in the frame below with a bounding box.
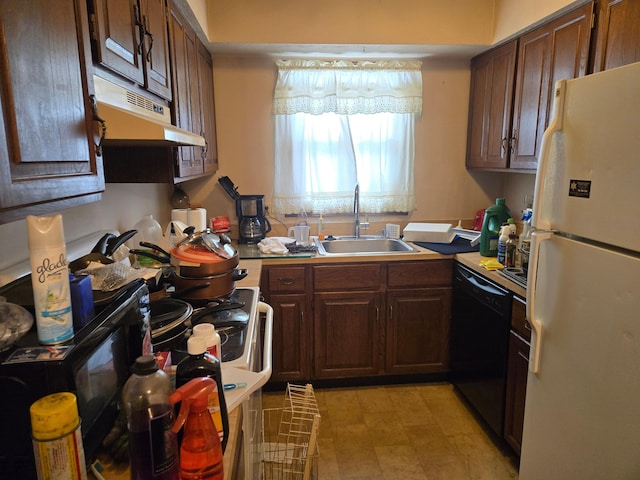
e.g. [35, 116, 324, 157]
[174, 287, 259, 365]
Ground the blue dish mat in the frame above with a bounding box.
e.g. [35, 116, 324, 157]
[413, 236, 479, 254]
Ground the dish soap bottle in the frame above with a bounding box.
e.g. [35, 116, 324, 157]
[170, 378, 224, 480]
[122, 355, 179, 480]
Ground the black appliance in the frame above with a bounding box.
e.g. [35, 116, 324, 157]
[0, 277, 149, 479]
[218, 176, 271, 244]
[450, 262, 512, 437]
[173, 287, 258, 365]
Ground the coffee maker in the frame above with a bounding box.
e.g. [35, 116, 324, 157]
[236, 195, 271, 243]
[218, 177, 271, 243]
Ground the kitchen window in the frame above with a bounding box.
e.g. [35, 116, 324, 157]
[272, 59, 422, 215]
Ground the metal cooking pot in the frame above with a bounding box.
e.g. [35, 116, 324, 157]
[132, 240, 239, 277]
[173, 268, 248, 300]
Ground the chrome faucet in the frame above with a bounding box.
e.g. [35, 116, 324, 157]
[353, 184, 369, 237]
[354, 184, 361, 237]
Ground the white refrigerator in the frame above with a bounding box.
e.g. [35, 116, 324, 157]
[521, 61, 640, 479]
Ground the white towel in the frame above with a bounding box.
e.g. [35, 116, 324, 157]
[257, 237, 294, 255]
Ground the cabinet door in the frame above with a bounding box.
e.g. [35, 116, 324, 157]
[592, 0, 640, 72]
[504, 330, 530, 455]
[169, 6, 202, 179]
[466, 41, 517, 169]
[197, 40, 218, 175]
[510, 3, 593, 170]
[0, 0, 104, 223]
[140, 0, 172, 100]
[385, 288, 451, 374]
[91, 0, 145, 86]
[313, 291, 383, 378]
[268, 293, 310, 382]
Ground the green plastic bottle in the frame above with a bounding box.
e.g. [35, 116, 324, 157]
[479, 198, 512, 257]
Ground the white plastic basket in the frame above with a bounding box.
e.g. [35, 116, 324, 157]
[262, 384, 320, 480]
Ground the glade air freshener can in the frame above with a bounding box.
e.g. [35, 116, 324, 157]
[30, 392, 87, 480]
[26, 215, 74, 344]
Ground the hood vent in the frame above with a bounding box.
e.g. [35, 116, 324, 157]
[93, 75, 205, 147]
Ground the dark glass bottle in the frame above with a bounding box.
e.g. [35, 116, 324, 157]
[122, 355, 179, 480]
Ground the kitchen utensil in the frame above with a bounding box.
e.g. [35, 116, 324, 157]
[69, 230, 138, 273]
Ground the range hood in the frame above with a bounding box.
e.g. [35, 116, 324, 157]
[93, 75, 205, 147]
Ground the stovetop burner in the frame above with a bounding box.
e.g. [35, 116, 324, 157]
[498, 267, 528, 289]
[180, 288, 258, 363]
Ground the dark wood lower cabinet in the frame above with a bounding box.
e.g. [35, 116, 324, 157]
[504, 295, 531, 456]
[504, 331, 530, 455]
[261, 260, 452, 384]
[268, 293, 310, 382]
[313, 291, 383, 379]
[386, 288, 451, 374]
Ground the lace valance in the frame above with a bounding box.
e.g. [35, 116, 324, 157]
[273, 59, 423, 115]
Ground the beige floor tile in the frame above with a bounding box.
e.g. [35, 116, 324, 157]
[262, 383, 519, 480]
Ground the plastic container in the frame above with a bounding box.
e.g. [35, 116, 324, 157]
[176, 336, 229, 451]
[497, 224, 510, 265]
[122, 355, 179, 480]
[26, 215, 74, 345]
[479, 198, 512, 257]
[30, 392, 87, 480]
[133, 215, 164, 267]
[192, 323, 221, 361]
[170, 378, 224, 480]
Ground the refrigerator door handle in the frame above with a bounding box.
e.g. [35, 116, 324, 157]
[531, 79, 566, 232]
[527, 229, 553, 374]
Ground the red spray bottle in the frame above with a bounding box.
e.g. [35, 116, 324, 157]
[170, 378, 224, 480]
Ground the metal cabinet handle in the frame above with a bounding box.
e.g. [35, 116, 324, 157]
[278, 277, 294, 285]
[90, 95, 105, 156]
[143, 16, 154, 60]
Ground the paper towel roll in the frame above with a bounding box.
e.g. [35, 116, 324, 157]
[171, 209, 189, 225]
[187, 208, 207, 231]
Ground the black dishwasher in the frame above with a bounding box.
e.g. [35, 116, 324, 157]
[450, 262, 512, 437]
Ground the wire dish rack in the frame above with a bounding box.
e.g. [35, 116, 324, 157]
[262, 383, 321, 480]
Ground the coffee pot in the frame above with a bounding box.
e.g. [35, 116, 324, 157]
[217, 177, 271, 243]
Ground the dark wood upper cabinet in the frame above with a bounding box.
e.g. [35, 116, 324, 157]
[467, 2, 594, 172]
[0, 0, 104, 224]
[89, 0, 172, 100]
[510, 2, 593, 170]
[592, 0, 640, 72]
[169, 5, 217, 180]
[466, 41, 518, 169]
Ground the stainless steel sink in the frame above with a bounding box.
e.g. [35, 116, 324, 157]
[314, 236, 418, 256]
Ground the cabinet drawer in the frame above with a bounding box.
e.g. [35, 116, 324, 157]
[387, 260, 452, 288]
[313, 264, 382, 291]
[266, 266, 307, 293]
[511, 295, 531, 341]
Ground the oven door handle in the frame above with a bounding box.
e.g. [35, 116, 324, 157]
[254, 301, 273, 387]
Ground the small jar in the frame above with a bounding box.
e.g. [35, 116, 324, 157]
[30, 392, 87, 480]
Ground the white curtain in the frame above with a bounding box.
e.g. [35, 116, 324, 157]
[273, 59, 421, 215]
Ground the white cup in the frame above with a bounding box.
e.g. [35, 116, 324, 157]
[288, 225, 311, 245]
